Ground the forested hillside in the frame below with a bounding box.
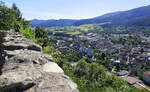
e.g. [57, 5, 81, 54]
[31, 5, 150, 28]
[31, 19, 77, 28]
[73, 5, 150, 26]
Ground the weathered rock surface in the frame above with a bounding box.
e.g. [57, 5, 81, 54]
[0, 30, 78, 92]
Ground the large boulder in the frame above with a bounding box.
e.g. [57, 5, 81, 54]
[0, 30, 78, 92]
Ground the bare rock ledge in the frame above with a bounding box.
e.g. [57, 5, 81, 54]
[0, 30, 78, 92]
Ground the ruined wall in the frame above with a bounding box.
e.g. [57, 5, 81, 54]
[0, 30, 78, 92]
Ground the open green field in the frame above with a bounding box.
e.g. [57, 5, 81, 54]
[47, 23, 105, 36]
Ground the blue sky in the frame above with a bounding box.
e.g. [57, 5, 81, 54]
[3, 0, 150, 20]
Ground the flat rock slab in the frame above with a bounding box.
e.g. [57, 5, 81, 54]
[43, 62, 64, 73]
[3, 32, 42, 52]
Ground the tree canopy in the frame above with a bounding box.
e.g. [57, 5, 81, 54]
[0, 4, 16, 30]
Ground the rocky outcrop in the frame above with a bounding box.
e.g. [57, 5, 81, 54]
[0, 30, 78, 92]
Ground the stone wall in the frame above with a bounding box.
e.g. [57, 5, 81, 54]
[0, 30, 78, 92]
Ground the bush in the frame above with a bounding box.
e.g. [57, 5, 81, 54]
[74, 59, 89, 78]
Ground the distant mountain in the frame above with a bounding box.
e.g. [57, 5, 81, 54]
[31, 19, 77, 28]
[31, 5, 150, 28]
[73, 5, 150, 26]
[126, 16, 150, 26]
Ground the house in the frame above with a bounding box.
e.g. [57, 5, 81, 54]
[79, 47, 93, 56]
[87, 33, 97, 37]
[118, 70, 129, 77]
[144, 47, 150, 52]
[84, 48, 93, 56]
[122, 76, 142, 85]
[72, 43, 81, 50]
[122, 76, 150, 90]
[57, 40, 66, 47]
[110, 59, 121, 64]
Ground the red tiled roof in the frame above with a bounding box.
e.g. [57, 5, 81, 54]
[122, 76, 142, 84]
[122, 76, 150, 91]
[143, 71, 150, 76]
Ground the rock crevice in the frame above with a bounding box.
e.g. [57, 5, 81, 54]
[0, 30, 78, 92]
[0, 31, 6, 74]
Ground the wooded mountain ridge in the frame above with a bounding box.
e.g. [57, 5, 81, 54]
[31, 5, 150, 27]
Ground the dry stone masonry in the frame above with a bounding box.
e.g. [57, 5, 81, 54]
[0, 30, 78, 92]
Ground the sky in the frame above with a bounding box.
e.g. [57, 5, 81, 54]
[3, 0, 150, 20]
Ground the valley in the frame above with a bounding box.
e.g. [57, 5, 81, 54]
[30, 5, 150, 92]
[45, 24, 150, 90]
